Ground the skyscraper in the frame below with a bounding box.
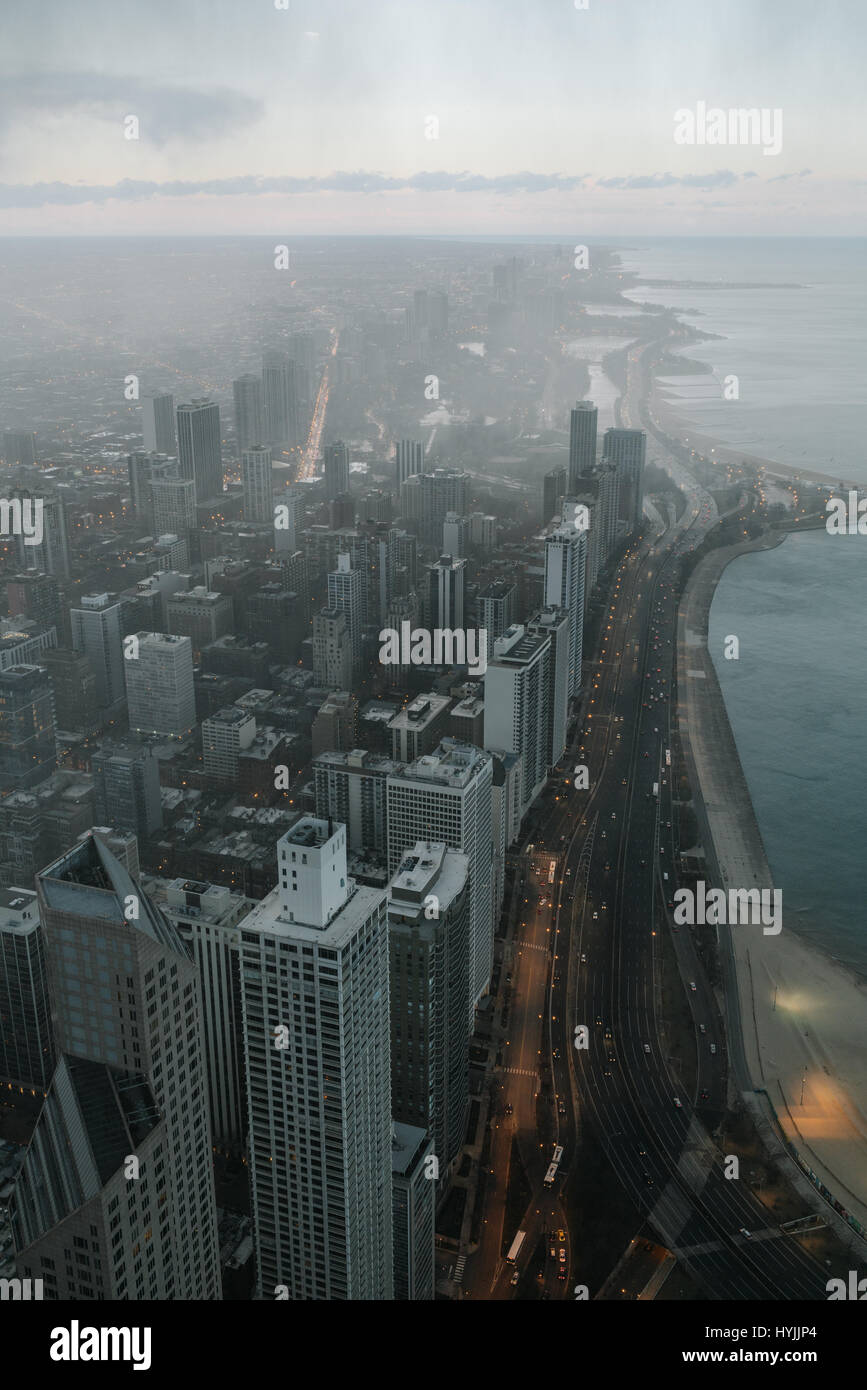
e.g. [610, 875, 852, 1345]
[324, 441, 350, 500]
[312, 608, 353, 690]
[387, 740, 494, 1012]
[394, 440, 425, 492]
[240, 816, 393, 1299]
[151, 474, 196, 536]
[568, 400, 598, 492]
[0, 886, 54, 1091]
[125, 632, 196, 738]
[603, 427, 647, 534]
[262, 351, 299, 449]
[233, 374, 265, 457]
[141, 392, 176, 456]
[2, 430, 37, 468]
[426, 554, 466, 631]
[543, 527, 587, 697]
[0, 664, 57, 791]
[90, 743, 163, 838]
[13, 492, 70, 580]
[70, 593, 126, 710]
[10, 834, 222, 1299]
[476, 580, 516, 645]
[241, 446, 273, 523]
[387, 841, 470, 1180]
[391, 1124, 435, 1301]
[483, 624, 551, 816]
[327, 553, 364, 675]
[542, 465, 567, 523]
[177, 398, 223, 502]
[127, 451, 177, 524]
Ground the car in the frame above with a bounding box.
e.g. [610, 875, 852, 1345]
[549, 1242, 557, 1260]
[558, 1248, 567, 1264]
[689, 981, 696, 991]
[581, 953, 587, 964]
[556, 1229, 567, 1243]
[553, 1047, 560, 1059]
[699, 1088, 710, 1100]
[592, 911, 598, 920]
[604, 1028, 612, 1040]
[643, 1043, 651, 1054]
[673, 1097, 682, 1109]
[710, 1044, 716, 1055]
[504, 1102, 513, 1116]
[557, 1267, 567, 1281]
[699, 1023, 706, 1035]
[595, 1015, 602, 1025]
[739, 1228, 752, 1239]
[643, 1172, 654, 1187]
[611, 812, 616, 820]
[621, 778, 627, 786]
[637, 1146, 646, 1157]
[510, 1269, 520, 1286]
[558, 1101, 566, 1115]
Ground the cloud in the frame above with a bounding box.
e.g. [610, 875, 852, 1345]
[597, 170, 741, 190]
[0, 73, 263, 145]
[0, 167, 808, 209]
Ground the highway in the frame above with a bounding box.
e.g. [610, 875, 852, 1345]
[468, 328, 833, 1300]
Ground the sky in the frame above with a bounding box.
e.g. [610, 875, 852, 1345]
[1, 0, 865, 236]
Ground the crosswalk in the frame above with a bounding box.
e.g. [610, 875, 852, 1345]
[453, 1255, 466, 1284]
[503, 1067, 539, 1079]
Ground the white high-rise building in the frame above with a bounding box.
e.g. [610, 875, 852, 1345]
[202, 706, 257, 781]
[70, 593, 125, 709]
[242, 446, 273, 523]
[327, 553, 364, 675]
[125, 631, 196, 738]
[426, 554, 466, 631]
[240, 816, 393, 1299]
[543, 527, 586, 696]
[387, 739, 494, 1012]
[483, 624, 551, 816]
[529, 606, 572, 769]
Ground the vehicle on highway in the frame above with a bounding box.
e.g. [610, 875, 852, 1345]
[558, 1100, 566, 1116]
[699, 1023, 706, 1034]
[710, 1044, 716, 1055]
[673, 1097, 682, 1109]
[510, 1269, 520, 1286]
[506, 1231, 527, 1263]
[643, 1043, 651, 1054]
[689, 981, 696, 991]
[739, 1228, 752, 1239]
[581, 953, 587, 964]
[592, 911, 598, 920]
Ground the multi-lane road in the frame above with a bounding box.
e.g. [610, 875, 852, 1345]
[468, 335, 833, 1299]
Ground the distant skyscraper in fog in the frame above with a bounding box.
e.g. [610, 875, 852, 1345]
[233, 374, 265, 456]
[262, 352, 299, 449]
[603, 427, 647, 534]
[177, 398, 223, 501]
[141, 392, 176, 456]
[242, 446, 273, 523]
[324, 441, 350, 500]
[3, 431, 37, 468]
[568, 401, 598, 492]
[394, 440, 425, 492]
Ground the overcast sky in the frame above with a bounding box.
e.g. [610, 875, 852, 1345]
[1, 0, 864, 235]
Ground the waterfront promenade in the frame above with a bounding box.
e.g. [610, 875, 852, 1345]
[677, 531, 867, 1240]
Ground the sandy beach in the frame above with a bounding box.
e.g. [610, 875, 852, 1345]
[678, 533, 867, 1237]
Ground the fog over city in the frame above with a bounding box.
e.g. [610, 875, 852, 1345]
[0, 0, 864, 1359]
